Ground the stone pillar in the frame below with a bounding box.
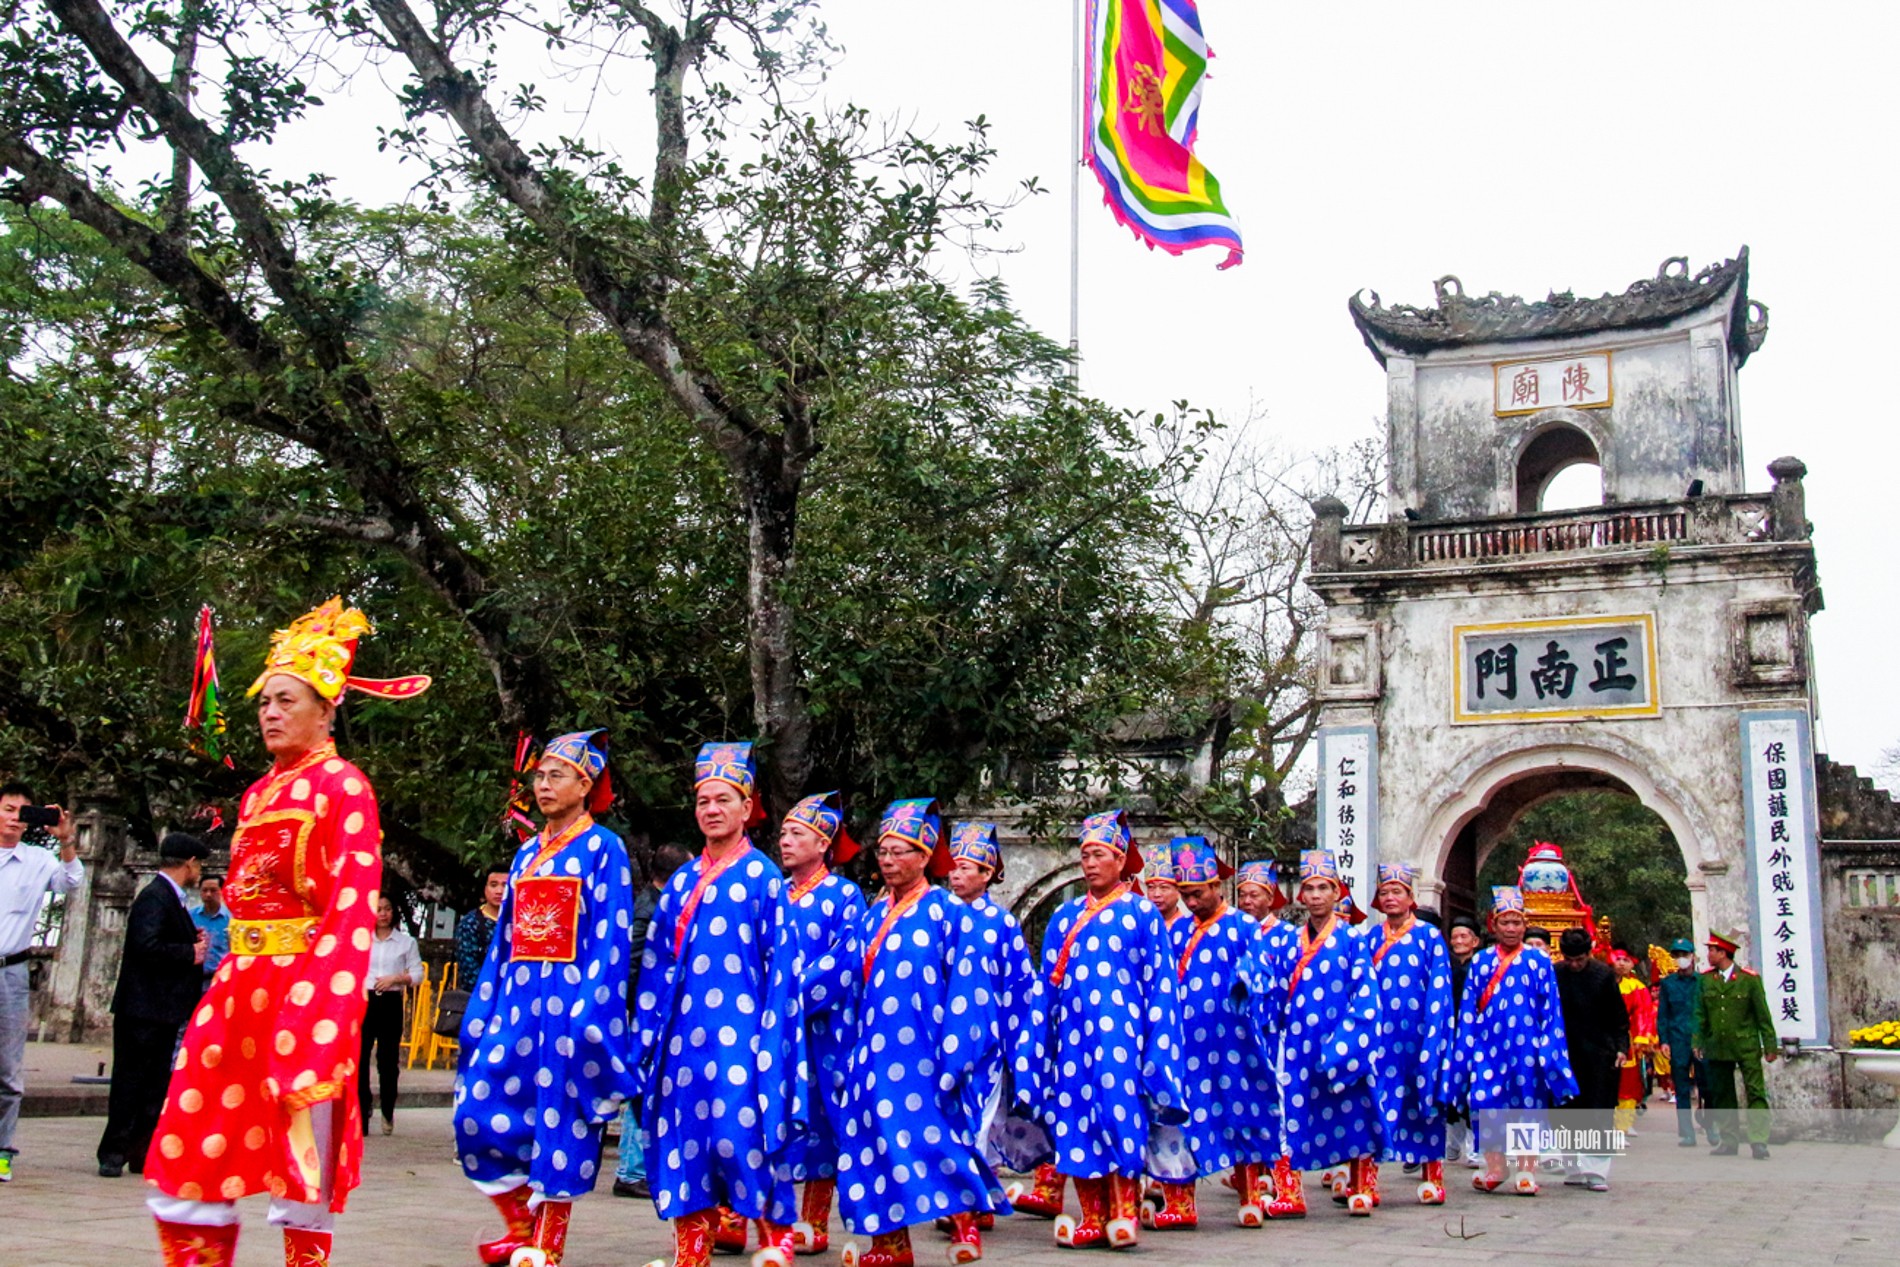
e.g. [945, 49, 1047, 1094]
[1310, 495, 1348, 571]
[1768, 456, 1809, 542]
[34, 797, 134, 1042]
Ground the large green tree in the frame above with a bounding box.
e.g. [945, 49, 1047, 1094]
[0, 190, 1196, 887]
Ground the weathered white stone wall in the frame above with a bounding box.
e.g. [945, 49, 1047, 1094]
[1386, 310, 1748, 520]
[1314, 540, 1817, 961]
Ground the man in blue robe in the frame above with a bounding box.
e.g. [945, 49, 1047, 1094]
[632, 743, 807, 1267]
[835, 801, 1005, 1267]
[1152, 836, 1278, 1231]
[1366, 862, 1453, 1206]
[775, 791, 867, 1257]
[457, 730, 640, 1267]
[1239, 849, 1383, 1218]
[1446, 886, 1577, 1197]
[941, 821, 1046, 1238]
[1226, 858, 1287, 1220]
[1142, 848, 1187, 932]
[1031, 809, 1185, 1251]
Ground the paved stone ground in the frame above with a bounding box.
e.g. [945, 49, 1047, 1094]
[4, 1106, 1897, 1267]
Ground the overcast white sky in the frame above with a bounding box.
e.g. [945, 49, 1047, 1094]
[814, 0, 1900, 775]
[238, 0, 1898, 771]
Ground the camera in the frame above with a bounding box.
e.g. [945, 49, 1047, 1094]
[17, 804, 61, 829]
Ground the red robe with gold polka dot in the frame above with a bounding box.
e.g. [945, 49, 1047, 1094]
[145, 741, 382, 1209]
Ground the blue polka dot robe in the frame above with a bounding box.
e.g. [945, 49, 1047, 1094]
[1239, 917, 1383, 1171]
[1447, 945, 1578, 1152]
[835, 886, 1008, 1235]
[1032, 888, 1188, 1180]
[1365, 919, 1452, 1165]
[632, 845, 808, 1222]
[1169, 907, 1279, 1175]
[962, 893, 1048, 1172]
[778, 871, 867, 1183]
[455, 822, 639, 1200]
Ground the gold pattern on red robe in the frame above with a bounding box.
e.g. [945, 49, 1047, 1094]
[145, 741, 383, 1211]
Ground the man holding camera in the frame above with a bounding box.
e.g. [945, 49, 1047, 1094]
[0, 780, 82, 1184]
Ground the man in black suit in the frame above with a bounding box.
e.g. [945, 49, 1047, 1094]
[1553, 927, 1630, 1192]
[97, 833, 211, 1178]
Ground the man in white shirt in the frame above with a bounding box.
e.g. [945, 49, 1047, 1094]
[0, 780, 82, 1183]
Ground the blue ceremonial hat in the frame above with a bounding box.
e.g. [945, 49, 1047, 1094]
[544, 729, 608, 781]
[1236, 858, 1278, 890]
[543, 729, 614, 814]
[1170, 836, 1225, 886]
[948, 822, 1003, 881]
[1299, 849, 1341, 886]
[1079, 809, 1132, 855]
[1377, 861, 1419, 893]
[879, 798, 942, 854]
[1141, 848, 1177, 884]
[1490, 885, 1527, 915]
[695, 741, 756, 798]
[784, 790, 859, 862]
[1236, 858, 1287, 913]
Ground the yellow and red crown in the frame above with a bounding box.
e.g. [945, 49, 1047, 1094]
[247, 597, 431, 703]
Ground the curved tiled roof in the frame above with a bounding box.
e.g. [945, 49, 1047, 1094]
[1349, 250, 1769, 366]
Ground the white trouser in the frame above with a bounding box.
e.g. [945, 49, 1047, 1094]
[147, 1105, 337, 1232]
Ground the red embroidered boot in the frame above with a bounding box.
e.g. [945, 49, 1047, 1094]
[1511, 1158, 1540, 1197]
[1235, 1161, 1267, 1228]
[948, 1212, 984, 1264]
[1346, 1157, 1376, 1217]
[511, 1200, 572, 1266]
[1054, 1177, 1107, 1249]
[934, 1211, 993, 1234]
[752, 1219, 796, 1267]
[480, 1186, 536, 1265]
[840, 1228, 914, 1267]
[794, 1180, 834, 1256]
[1009, 1164, 1066, 1219]
[1138, 1181, 1197, 1231]
[154, 1219, 239, 1267]
[644, 1208, 718, 1267]
[715, 1207, 749, 1255]
[282, 1227, 331, 1266]
[1265, 1156, 1307, 1220]
[1104, 1174, 1142, 1249]
[1473, 1151, 1507, 1193]
[1417, 1159, 1446, 1205]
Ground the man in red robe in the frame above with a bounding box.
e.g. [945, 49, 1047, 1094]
[144, 598, 429, 1267]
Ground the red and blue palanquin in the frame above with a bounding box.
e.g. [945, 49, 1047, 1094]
[146, 741, 382, 1209]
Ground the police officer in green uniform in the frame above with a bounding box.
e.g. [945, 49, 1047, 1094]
[1656, 936, 1716, 1147]
[1692, 928, 1778, 1159]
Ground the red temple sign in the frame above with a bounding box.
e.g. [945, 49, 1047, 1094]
[1494, 351, 1613, 415]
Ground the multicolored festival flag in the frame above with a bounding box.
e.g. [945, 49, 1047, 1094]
[1085, 0, 1242, 268]
[183, 605, 234, 767]
[503, 730, 539, 842]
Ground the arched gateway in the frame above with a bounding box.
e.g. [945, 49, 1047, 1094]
[1303, 252, 1869, 1116]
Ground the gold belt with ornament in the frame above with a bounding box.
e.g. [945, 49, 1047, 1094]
[229, 916, 319, 956]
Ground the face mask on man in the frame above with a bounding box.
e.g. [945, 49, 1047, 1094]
[1675, 955, 1694, 970]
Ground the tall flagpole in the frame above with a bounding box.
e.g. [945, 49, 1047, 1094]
[1068, 0, 1083, 392]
